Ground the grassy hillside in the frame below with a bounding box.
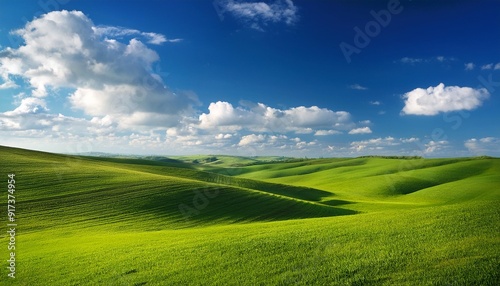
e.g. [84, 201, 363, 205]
[12, 200, 499, 285]
[0, 146, 498, 285]
[232, 157, 500, 211]
[0, 146, 351, 232]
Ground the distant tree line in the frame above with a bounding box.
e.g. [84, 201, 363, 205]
[357, 155, 423, 159]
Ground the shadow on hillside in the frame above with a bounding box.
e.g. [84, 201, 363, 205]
[321, 199, 354, 207]
[137, 185, 358, 228]
[81, 155, 334, 202]
[383, 160, 493, 196]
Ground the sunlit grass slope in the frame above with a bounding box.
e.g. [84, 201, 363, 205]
[4, 200, 497, 285]
[233, 157, 500, 211]
[0, 146, 498, 285]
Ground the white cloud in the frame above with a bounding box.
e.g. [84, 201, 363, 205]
[238, 134, 266, 146]
[0, 10, 197, 129]
[294, 128, 314, 134]
[481, 63, 494, 70]
[199, 101, 252, 131]
[348, 127, 372, 135]
[215, 133, 233, 140]
[401, 137, 418, 143]
[401, 83, 489, 116]
[199, 101, 353, 134]
[314, 130, 341, 136]
[4, 97, 48, 116]
[350, 136, 398, 152]
[464, 62, 475, 70]
[220, 0, 298, 30]
[93, 26, 182, 45]
[369, 101, 381, 105]
[233, 133, 318, 154]
[346, 136, 451, 156]
[287, 106, 350, 128]
[480, 62, 500, 70]
[424, 140, 448, 153]
[398, 56, 455, 65]
[0, 57, 19, 89]
[0, 80, 17, 89]
[350, 84, 367, 90]
[465, 137, 500, 155]
[92, 26, 182, 45]
[0, 110, 94, 135]
[159, 100, 356, 155]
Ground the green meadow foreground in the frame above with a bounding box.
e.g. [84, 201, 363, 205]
[0, 146, 499, 285]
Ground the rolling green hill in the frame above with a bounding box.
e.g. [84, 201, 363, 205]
[231, 156, 500, 211]
[0, 146, 352, 232]
[0, 146, 498, 285]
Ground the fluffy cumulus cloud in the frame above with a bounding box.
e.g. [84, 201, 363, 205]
[465, 137, 500, 156]
[348, 127, 372, 135]
[236, 133, 317, 153]
[199, 101, 353, 134]
[4, 97, 48, 116]
[401, 83, 490, 116]
[0, 96, 73, 132]
[215, 133, 233, 140]
[423, 140, 449, 154]
[238, 133, 266, 146]
[0, 10, 195, 129]
[218, 0, 298, 30]
[159, 100, 357, 155]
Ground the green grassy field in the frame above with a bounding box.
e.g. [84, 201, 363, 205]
[0, 146, 499, 285]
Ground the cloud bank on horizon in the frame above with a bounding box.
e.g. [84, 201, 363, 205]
[0, 2, 499, 157]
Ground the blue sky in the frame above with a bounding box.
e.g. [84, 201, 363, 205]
[0, 0, 499, 157]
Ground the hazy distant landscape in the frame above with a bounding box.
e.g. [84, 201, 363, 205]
[1, 145, 499, 285]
